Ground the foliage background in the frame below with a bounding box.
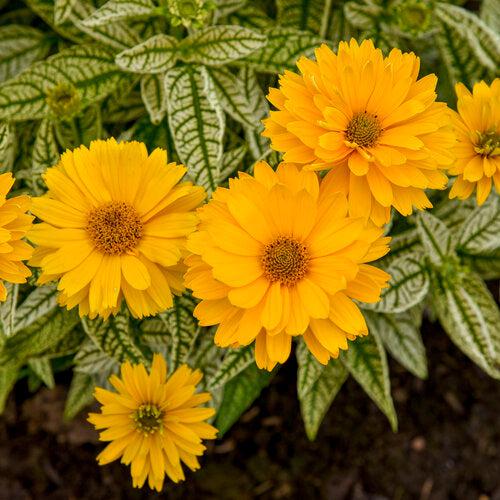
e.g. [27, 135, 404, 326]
[0, 0, 499, 448]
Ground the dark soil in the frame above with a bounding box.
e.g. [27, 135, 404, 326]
[2, 321, 500, 500]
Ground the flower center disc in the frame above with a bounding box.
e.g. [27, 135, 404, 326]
[87, 202, 143, 255]
[133, 404, 163, 435]
[345, 112, 381, 148]
[475, 130, 500, 157]
[262, 237, 309, 286]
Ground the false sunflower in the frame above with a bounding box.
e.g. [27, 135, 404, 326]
[0, 172, 33, 300]
[88, 354, 217, 491]
[185, 161, 391, 370]
[262, 39, 456, 226]
[449, 79, 500, 204]
[28, 139, 205, 319]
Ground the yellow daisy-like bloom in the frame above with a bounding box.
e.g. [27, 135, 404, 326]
[449, 79, 500, 205]
[185, 161, 391, 370]
[88, 354, 217, 492]
[28, 139, 205, 319]
[262, 39, 456, 226]
[0, 173, 33, 299]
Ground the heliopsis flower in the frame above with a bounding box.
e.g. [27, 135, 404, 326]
[262, 39, 456, 226]
[88, 354, 217, 492]
[185, 161, 391, 370]
[0, 173, 33, 300]
[449, 79, 500, 205]
[28, 138, 205, 319]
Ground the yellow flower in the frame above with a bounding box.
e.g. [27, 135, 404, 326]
[185, 161, 391, 370]
[28, 138, 205, 319]
[88, 354, 217, 492]
[262, 39, 456, 226]
[0, 172, 33, 300]
[449, 79, 500, 205]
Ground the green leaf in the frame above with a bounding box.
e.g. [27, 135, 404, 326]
[364, 253, 429, 313]
[81, 0, 155, 27]
[215, 363, 273, 436]
[54, 0, 77, 25]
[241, 27, 325, 73]
[205, 346, 254, 390]
[481, 0, 500, 32]
[141, 74, 167, 125]
[296, 340, 325, 399]
[435, 2, 499, 86]
[165, 65, 225, 192]
[0, 283, 18, 340]
[104, 90, 144, 123]
[277, 0, 331, 34]
[219, 143, 247, 182]
[215, 0, 247, 19]
[14, 285, 58, 334]
[299, 358, 348, 440]
[0, 25, 51, 82]
[54, 105, 102, 149]
[0, 44, 130, 122]
[0, 121, 15, 173]
[74, 340, 119, 375]
[64, 372, 95, 421]
[365, 309, 428, 379]
[28, 357, 55, 389]
[0, 361, 19, 414]
[82, 310, 146, 365]
[461, 249, 500, 281]
[341, 333, 397, 430]
[378, 228, 421, 269]
[432, 271, 500, 378]
[30, 119, 59, 195]
[204, 67, 256, 129]
[225, 5, 273, 30]
[116, 35, 178, 74]
[343, 0, 382, 31]
[416, 211, 454, 265]
[179, 25, 267, 66]
[457, 196, 500, 255]
[160, 294, 201, 370]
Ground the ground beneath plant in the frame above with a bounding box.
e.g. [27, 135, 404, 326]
[2, 319, 500, 500]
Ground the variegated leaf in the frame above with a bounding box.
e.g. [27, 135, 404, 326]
[416, 211, 455, 265]
[205, 346, 254, 390]
[141, 74, 167, 125]
[82, 0, 155, 27]
[0, 122, 15, 173]
[64, 372, 95, 420]
[30, 119, 59, 195]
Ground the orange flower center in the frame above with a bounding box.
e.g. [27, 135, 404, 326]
[345, 112, 381, 148]
[262, 237, 309, 286]
[133, 404, 163, 435]
[475, 130, 500, 157]
[86, 202, 143, 255]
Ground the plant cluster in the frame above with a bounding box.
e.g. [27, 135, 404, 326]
[0, 0, 498, 491]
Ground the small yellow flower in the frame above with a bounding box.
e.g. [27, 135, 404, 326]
[88, 354, 218, 492]
[28, 138, 205, 319]
[0, 172, 33, 300]
[185, 161, 391, 370]
[262, 39, 456, 226]
[449, 79, 500, 205]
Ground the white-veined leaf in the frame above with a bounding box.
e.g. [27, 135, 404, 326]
[0, 44, 131, 122]
[343, 0, 382, 30]
[277, 0, 331, 34]
[179, 25, 267, 66]
[0, 25, 51, 83]
[30, 119, 59, 195]
[240, 27, 325, 73]
[296, 340, 325, 399]
[141, 73, 167, 125]
[116, 34, 178, 74]
[205, 346, 254, 390]
[54, 0, 77, 25]
[204, 66, 256, 128]
[166, 65, 225, 192]
[219, 144, 247, 182]
[0, 283, 18, 340]
[64, 372, 95, 421]
[14, 285, 58, 334]
[299, 358, 348, 440]
[215, 0, 247, 19]
[461, 249, 500, 281]
[363, 253, 429, 313]
[225, 5, 273, 29]
[0, 122, 15, 173]
[457, 196, 500, 255]
[74, 340, 119, 375]
[28, 358, 55, 389]
[480, 0, 500, 32]
[104, 90, 144, 123]
[54, 105, 102, 149]
[215, 363, 274, 436]
[416, 211, 455, 265]
[432, 271, 500, 378]
[82, 0, 155, 27]
[82, 310, 147, 364]
[341, 333, 397, 430]
[365, 308, 427, 379]
[435, 2, 499, 86]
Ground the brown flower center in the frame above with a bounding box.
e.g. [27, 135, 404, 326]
[475, 130, 500, 157]
[86, 202, 143, 255]
[262, 237, 309, 286]
[345, 112, 382, 148]
[133, 404, 163, 435]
